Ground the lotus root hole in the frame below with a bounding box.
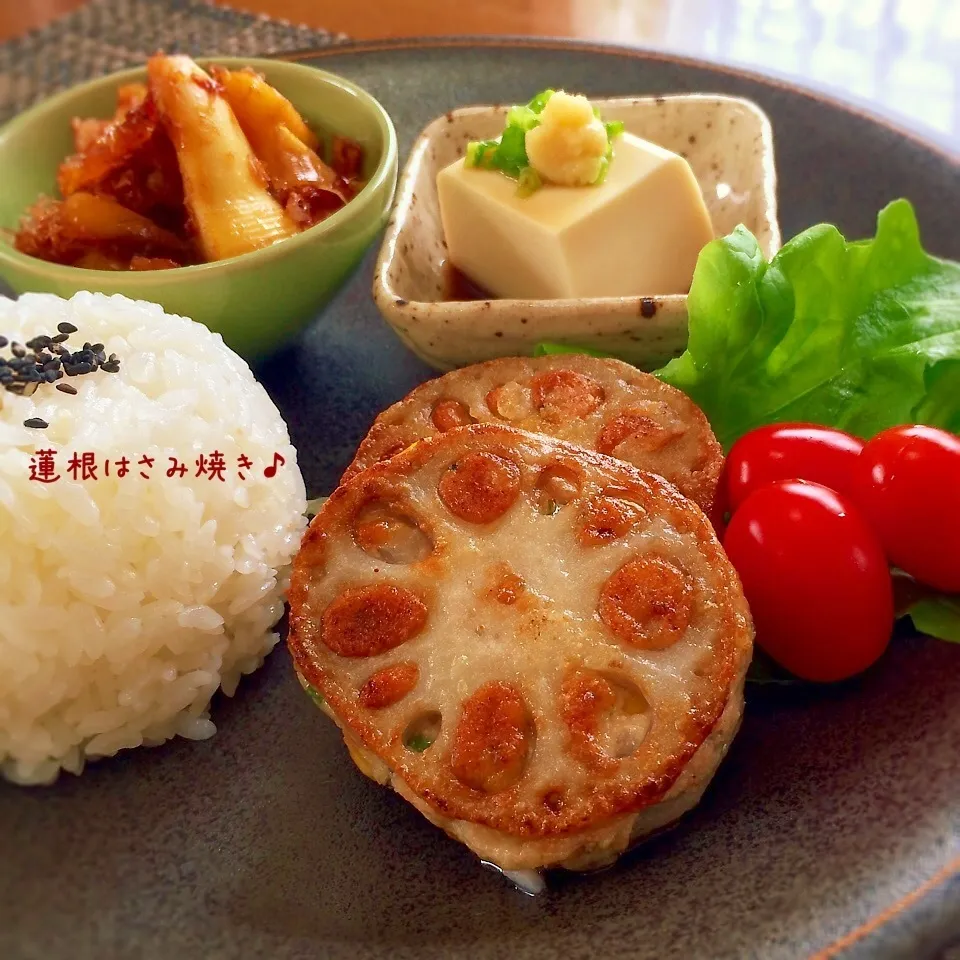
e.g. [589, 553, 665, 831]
[403, 709, 442, 753]
[353, 502, 433, 564]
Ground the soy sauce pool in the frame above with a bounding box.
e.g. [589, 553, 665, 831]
[442, 261, 493, 302]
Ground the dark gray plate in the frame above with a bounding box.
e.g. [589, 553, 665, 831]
[3, 39, 959, 960]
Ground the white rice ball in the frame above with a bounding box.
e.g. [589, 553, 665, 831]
[0, 293, 307, 784]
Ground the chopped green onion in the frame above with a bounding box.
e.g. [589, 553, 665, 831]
[305, 684, 325, 707]
[516, 166, 542, 198]
[506, 104, 540, 132]
[466, 139, 499, 168]
[604, 120, 625, 139]
[464, 89, 622, 196]
[405, 733, 434, 752]
[540, 498, 560, 516]
[590, 121, 624, 186]
[591, 156, 611, 186]
[496, 125, 530, 175]
[463, 88, 555, 187]
[527, 89, 556, 114]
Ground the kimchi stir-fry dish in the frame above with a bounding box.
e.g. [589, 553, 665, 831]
[14, 55, 366, 270]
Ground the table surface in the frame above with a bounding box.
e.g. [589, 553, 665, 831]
[2, 0, 958, 151]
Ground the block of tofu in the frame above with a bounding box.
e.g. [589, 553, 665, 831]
[437, 132, 715, 300]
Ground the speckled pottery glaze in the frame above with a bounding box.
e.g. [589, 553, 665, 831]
[2, 39, 959, 960]
[374, 94, 779, 370]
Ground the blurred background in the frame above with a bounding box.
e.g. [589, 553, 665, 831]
[2, 0, 959, 149]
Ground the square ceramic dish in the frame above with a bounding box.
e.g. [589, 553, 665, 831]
[373, 94, 780, 371]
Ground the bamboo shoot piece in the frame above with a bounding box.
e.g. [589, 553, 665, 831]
[235, 120, 349, 225]
[209, 66, 319, 151]
[58, 97, 158, 197]
[212, 66, 349, 224]
[116, 83, 149, 114]
[73, 251, 131, 271]
[331, 136, 364, 181]
[14, 193, 190, 265]
[60, 192, 188, 255]
[271, 126, 350, 225]
[130, 256, 181, 270]
[147, 54, 299, 261]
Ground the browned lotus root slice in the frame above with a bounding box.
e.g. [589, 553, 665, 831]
[437, 451, 521, 523]
[342, 355, 723, 512]
[290, 425, 752, 871]
[599, 555, 694, 650]
[359, 662, 421, 709]
[560, 667, 652, 775]
[321, 584, 428, 657]
[579, 488, 650, 546]
[451, 681, 532, 793]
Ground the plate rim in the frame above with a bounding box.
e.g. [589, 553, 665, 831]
[278, 35, 960, 959]
[271, 35, 960, 166]
[810, 855, 960, 958]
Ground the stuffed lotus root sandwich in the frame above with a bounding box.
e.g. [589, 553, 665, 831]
[288, 423, 753, 884]
[342, 354, 724, 514]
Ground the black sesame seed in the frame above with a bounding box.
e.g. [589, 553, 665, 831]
[23, 418, 48, 429]
[0, 326, 121, 397]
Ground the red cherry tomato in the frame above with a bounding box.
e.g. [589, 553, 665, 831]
[723, 480, 893, 682]
[724, 423, 864, 511]
[851, 425, 960, 592]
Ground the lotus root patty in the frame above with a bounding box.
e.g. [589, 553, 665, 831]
[342, 355, 723, 512]
[289, 424, 752, 842]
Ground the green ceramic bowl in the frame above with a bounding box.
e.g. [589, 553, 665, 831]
[0, 58, 398, 360]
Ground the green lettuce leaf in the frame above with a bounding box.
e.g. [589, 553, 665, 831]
[745, 649, 801, 686]
[657, 199, 960, 449]
[533, 341, 612, 358]
[906, 595, 960, 643]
